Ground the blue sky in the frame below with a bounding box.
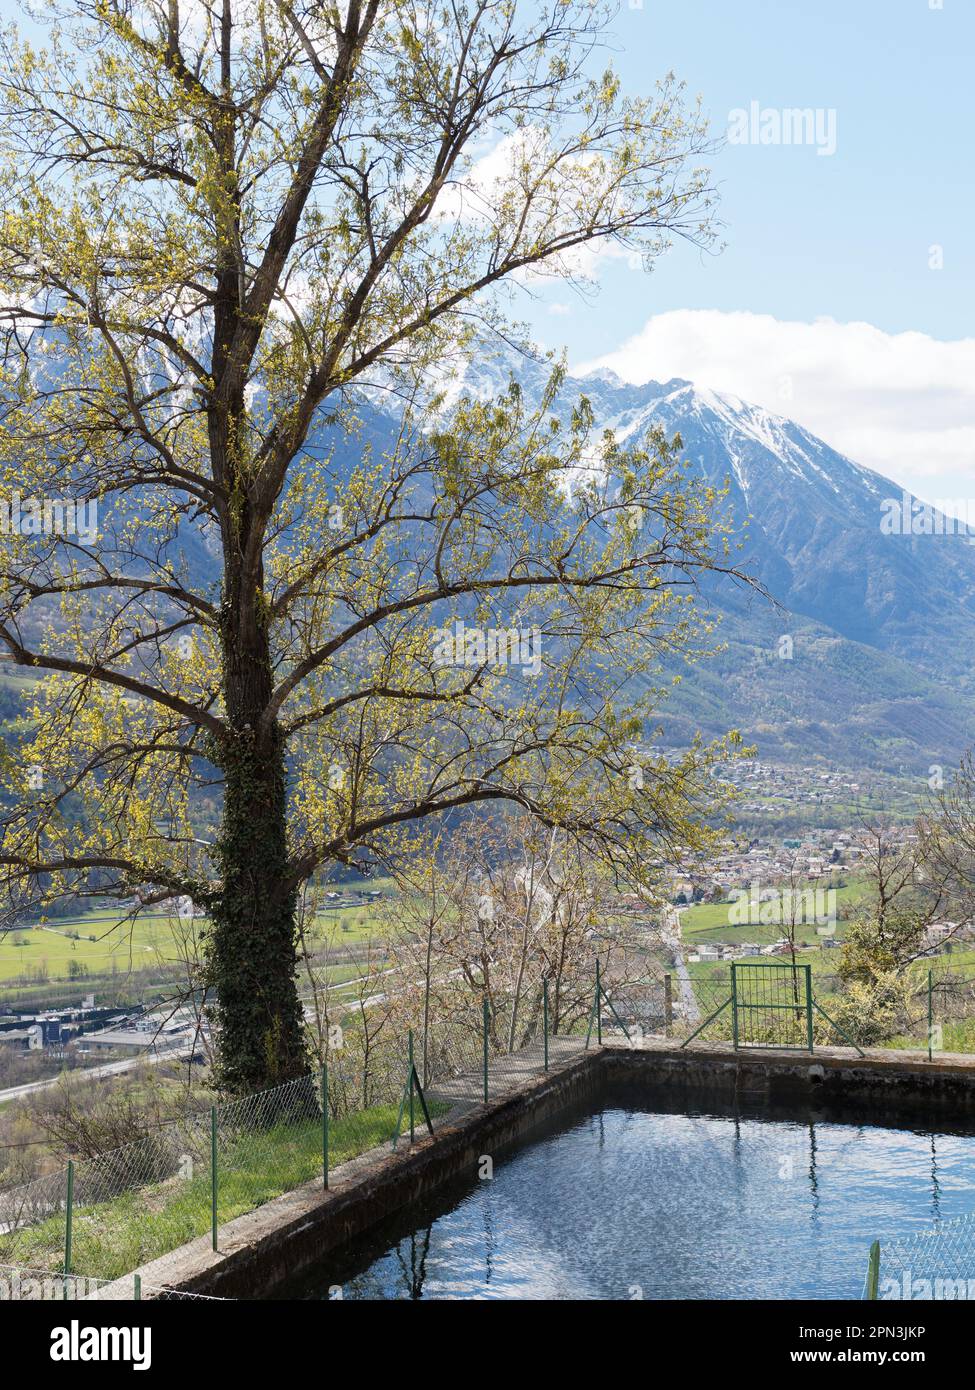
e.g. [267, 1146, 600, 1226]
[518, 0, 975, 508]
[532, 0, 975, 356]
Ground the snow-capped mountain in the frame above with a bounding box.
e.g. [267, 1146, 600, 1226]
[426, 354, 975, 771]
[575, 370, 975, 654]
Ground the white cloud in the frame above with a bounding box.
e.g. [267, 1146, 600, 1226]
[574, 310, 975, 508]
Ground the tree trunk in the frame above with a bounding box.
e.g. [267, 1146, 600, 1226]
[208, 728, 306, 1092]
[208, 546, 307, 1093]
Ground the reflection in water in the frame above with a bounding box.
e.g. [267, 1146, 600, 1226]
[307, 1107, 973, 1301]
[806, 1118, 820, 1225]
[393, 1225, 431, 1299]
[930, 1133, 942, 1225]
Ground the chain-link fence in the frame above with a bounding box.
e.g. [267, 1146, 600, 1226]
[6, 957, 975, 1300]
[864, 1209, 975, 1300]
[0, 1167, 71, 1267]
[0, 979, 614, 1291]
[0, 1262, 231, 1301]
[0, 1103, 215, 1281]
[908, 968, 975, 1058]
[655, 957, 975, 1058]
[810, 965, 975, 1057]
[659, 963, 954, 1053]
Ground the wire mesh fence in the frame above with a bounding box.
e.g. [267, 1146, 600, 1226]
[599, 972, 670, 1042]
[658, 963, 973, 1053]
[0, 981, 607, 1292]
[6, 956, 975, 1300]
[216, 1072, 323, 1223]
[864, 1210, 975, 1300]
[326, 1028, 427, 1161]
[0, 1262, 231, 1301]
[0, 1108, 217, 1281]
[671, 969, 736, 1045]
[915, 968, 975, 1058]
[0, 1167, 70, 1268]
[807, 965, 975, 1057]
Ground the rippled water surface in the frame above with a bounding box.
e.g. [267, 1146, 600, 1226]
[292, 1105, 975, 1300]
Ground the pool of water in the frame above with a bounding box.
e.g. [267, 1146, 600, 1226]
[283, 1099, 975, 1300]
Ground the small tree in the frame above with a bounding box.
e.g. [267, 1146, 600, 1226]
[839, 817, 958, 986]
[384, 814, 658, 1049]
[919, 750, 975, 906]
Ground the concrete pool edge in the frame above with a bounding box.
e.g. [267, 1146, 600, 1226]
[101, 1041, 975, 1300]
[602, 1039, 975, 1113]
[96, 1042, 604, 1300]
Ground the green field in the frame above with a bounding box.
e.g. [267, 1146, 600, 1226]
[0, 883, 397, 988]
[0, 911, 180, 984]
[679, 876, 871, 951]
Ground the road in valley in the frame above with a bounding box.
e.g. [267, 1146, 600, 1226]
[661, 904, 701, 1025]
[0, 1034, 195, 1103]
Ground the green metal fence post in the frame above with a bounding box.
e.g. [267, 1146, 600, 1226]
[928, 969, 934, 1062]
[731, 963, 739, 1049]
[482, 997, 489, 1102]
[601, 987, 633, 1044]
[412, 1067, 435, 1138]
[664, 973, 673, 1037]
[543, 978, 549, 1072]
[393, 1034, 435, 1151]
[63, 1159, 74, 1300]
[865, 1240, 880, 1300]
[584, 969, 598, 1049]
[210, 1106, 218, 1252]
[408, 1030, 415, 1143]
[392, 1054, 410, 1150]
[322, 1062, 329, 1189]
[595, 959, 602, 1045]
[804, 964, 814, 1052]
[134, 1274, 141, 1302]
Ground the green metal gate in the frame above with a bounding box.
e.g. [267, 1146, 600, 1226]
[731, 962, 813, 1051]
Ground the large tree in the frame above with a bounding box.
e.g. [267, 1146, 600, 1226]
[0, 0, 741, 1091]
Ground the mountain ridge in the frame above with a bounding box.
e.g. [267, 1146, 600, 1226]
[427, 353, 975, 772]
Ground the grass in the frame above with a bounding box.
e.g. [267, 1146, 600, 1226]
[684, 949, 841, 983]
[882, 1021, 975, 1054]
[679, 877, 871, 948]
[309, 897, 392, 947]
[4, 1096, 448, 1282]
[0, 911, 181, 984]
[0, 882, 398, 988]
